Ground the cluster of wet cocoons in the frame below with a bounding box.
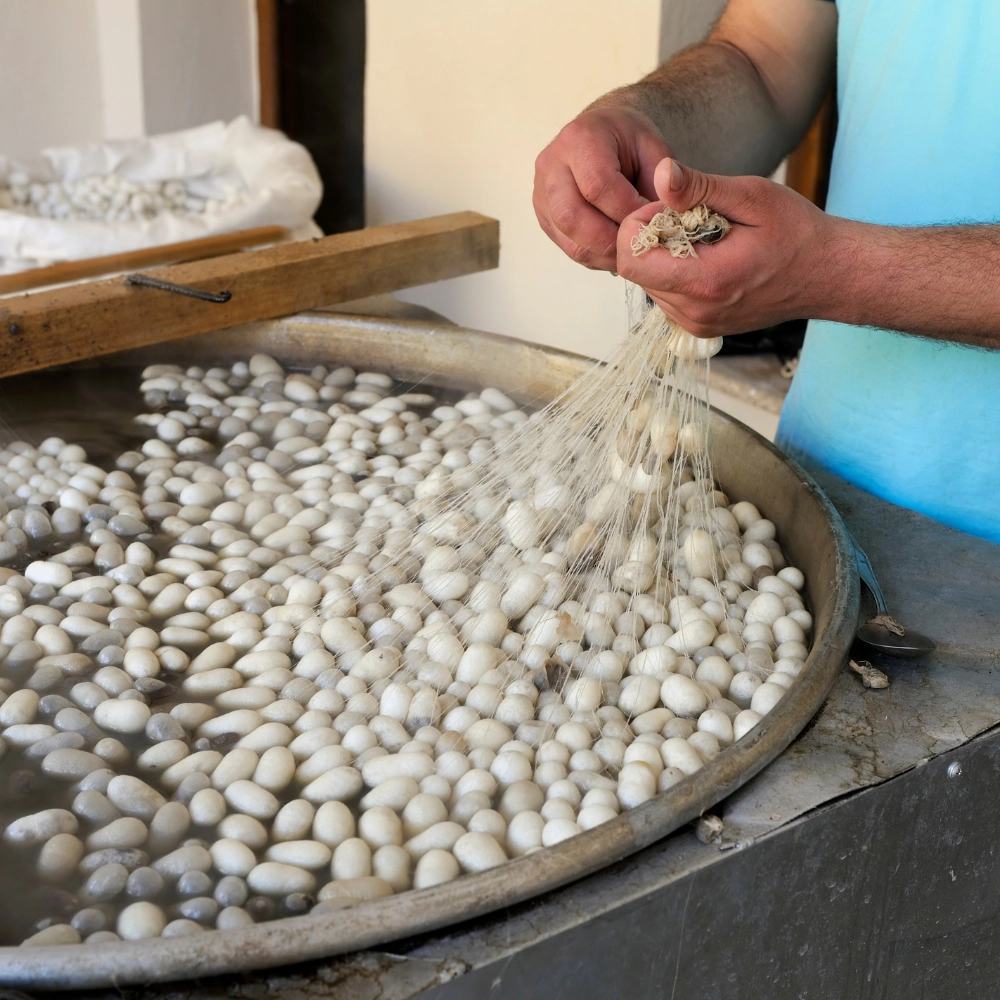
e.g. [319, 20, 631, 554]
[0, 174, 245, 223]
[0, 353, 811, 947]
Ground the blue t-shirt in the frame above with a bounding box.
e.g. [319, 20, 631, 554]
[776, 0, 1000, 543]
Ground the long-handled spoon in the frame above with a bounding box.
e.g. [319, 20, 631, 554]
[852, 537, 936, 657]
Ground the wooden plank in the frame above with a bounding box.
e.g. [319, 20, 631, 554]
[0, 226, 290, 296]
[0, 211, 499, 378]
[785, 88, 837, 209]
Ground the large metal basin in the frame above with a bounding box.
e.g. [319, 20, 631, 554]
[0, 312, 859, 989]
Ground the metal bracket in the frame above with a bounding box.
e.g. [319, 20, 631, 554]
[124, 273, 232, 303]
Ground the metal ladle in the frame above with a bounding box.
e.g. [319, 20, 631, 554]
[852, 538, 936, 657]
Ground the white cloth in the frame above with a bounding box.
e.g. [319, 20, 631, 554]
[0, 117, 323, 273]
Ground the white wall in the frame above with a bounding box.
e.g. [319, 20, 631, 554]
[95, 0, 146, 139]
[139, 0, 257, 136]
[0, 0, 257, 157]
[0, 1, 105, 158]
[659, 0, 728, 61]
[365, 0, 664, 361]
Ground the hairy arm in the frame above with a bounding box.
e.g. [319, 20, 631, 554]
[617, 159, 1000, 351]
[820, 222, 1000, 349]
[595, 0, 837, 176]
[533, 0, 837, 269]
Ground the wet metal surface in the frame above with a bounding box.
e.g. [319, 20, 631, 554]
[63, 465, 999, 1000]
[0, 314, 859, 990]
[723, 465, 1000, 841]
[8, 317, 999, 997]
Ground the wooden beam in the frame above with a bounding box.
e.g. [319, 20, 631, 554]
[785, 89, 837, 209]
[0, 212, 499, 379]
[0, 226, 290, 296]
[256, 0, 281, 129]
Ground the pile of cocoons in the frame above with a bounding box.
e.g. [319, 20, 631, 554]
[0, 353, 811, 947]
[0, 174, 245, 223]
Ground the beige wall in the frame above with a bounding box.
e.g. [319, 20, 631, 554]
[365, 0, 665, 361]
[365, 0, 733, 361]
[364, 0, 783, 440]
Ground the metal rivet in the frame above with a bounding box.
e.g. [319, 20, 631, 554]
[947, 761, 962, 779]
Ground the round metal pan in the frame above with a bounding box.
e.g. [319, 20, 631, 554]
[0, 312, 859, 989]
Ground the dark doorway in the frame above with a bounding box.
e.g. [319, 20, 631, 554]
[259, 0, 366, 235]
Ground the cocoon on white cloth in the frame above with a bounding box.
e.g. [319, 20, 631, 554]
[0, 116, 323, 274]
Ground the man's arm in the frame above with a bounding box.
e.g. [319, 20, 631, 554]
[828, 224, 1000, 349]
[617, 159, 1000, 351]
[533, 0, 837, 270]
[604, 0, 837, 176]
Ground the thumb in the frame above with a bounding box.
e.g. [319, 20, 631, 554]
[653, 157, 749, 219]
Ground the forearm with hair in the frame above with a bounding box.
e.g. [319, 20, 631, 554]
[816, 221, 1000, 349]
[590, 42, 797, 177]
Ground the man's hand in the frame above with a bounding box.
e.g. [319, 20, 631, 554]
[617, 158, 834, 336]
[533, 106, 672, 271]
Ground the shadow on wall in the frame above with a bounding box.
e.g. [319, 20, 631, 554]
[274, 0, 366, 236]
[659, 0, 729, 61]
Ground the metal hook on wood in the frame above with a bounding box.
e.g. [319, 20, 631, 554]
[124, 273, 232, 303]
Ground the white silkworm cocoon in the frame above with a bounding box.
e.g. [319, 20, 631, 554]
[404, 821, 466, 860]
[361, 752, 435, 786]
[248, 862, 316, 896]
[732, 709, 763, 741]
[564, 677, 602, 713]
[117, 902, 167, 941]
[688, 730, 720, 761]
[616, 764, 657, 809]
[272, 799, 315, 842]
[501, 571, 545, 619]
[0, 690, 38, 726]
[464, 719, 513, 752]
[742, 542, 774, 571]
[331, 838, 373, 880]
[357, 806, 403, 849]
[666, 616, 717, 656]
[0, 356, 818, 944]
[93, 700, 151, 734]
[622, 740, 663, 774]
[750, 682, 786, 716]
[613, 676, 658, 717]
[454, 831, 508, 872]
[695, 655, 733, 693]
[740, 621, 775, 648]
[659, 675, 709, 719]
[661, 738, 704, 775]
[504, 501, 542, 549]
[743, 593, 786, 627]
[697, 708, 734, 745]
[657, 767, 686, 792]
[223, 780, 279, 820]
[423, 571, 470, 603]
[773, 657, 805, 678]
[627, 646, 677, 681]
[36, 833, 85, 881]
[728, 671, 763, 709]
[490, 751, 533, 788]
[413, 848, 460, 888]
[210, 838, 257, 877]
[789, 609, 813, 632]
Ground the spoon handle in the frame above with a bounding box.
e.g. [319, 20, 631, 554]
[851, 536, 889, 616]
